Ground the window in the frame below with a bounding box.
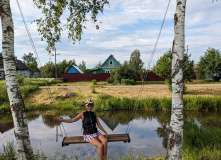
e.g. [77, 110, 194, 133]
[109, 60, 113, 65]
[105, 70, 109, 73]
[93, 71, 96, 74]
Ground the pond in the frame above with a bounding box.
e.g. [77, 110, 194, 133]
[0, 110, 221, 159]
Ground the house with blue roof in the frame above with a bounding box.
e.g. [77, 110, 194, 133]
[88, 54, 120, 74]
[65, 65, 84, 74]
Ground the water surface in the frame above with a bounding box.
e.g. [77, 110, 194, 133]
[0, 110, 220, 159]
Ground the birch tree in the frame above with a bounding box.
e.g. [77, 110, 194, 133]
[166, 0, 186, 159]
[0, 0, 34, 159]
[1, 0, 109, 158]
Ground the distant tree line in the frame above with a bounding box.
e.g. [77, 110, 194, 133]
[19, 47, 221, 85]
[21, 53, 86, 78]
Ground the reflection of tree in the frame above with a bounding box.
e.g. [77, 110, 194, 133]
[155, 111, 221, 151]
[0, 122, 14, 133]
[156, 123, 170, 149]
[42, 115, 61, 128]
[0, 113, 13, 122]
[26, 112, 40, 121]
[185, 111, 221, 128]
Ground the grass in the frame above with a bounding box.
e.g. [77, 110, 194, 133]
[2, 94, 221, 113]
[1, 79, 221, 112]
[1, 140, 220, 160]
[0, 78, 62, 113]
[182, 121, 221, 160]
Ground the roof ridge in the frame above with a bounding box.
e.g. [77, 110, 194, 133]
[101, 54, 119, 68]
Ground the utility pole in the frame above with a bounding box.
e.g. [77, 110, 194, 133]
[54, 48, 60, 79]
[187, 45, 188, 56]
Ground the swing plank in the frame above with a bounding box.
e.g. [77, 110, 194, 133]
[62, 134, 130, 146]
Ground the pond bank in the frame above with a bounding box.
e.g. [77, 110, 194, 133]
[1, 95, 221, 113]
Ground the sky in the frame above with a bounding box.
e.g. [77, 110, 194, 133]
[0, 0, 221, 69]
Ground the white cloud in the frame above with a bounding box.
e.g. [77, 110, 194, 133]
[0, 0, 221, 69]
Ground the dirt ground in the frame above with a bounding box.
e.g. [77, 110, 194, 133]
[25, 85, 221, 105]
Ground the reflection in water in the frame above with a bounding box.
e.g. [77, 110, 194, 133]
[0, 122, 14, 134]
[42, 115, 61, 128]
[0, 110, 220, 159]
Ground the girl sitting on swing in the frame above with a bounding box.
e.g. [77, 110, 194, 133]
[56, 99, 108, 160]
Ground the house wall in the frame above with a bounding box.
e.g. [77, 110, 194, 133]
[59, 73, 110, 82]
[17, 70, 31, 78]
[102, 56, 119, 68]
[0, 71, 4, 79]
[88, 69, 105, 74]
[17, 70, 40, 78]
[66, 66, 81, 73]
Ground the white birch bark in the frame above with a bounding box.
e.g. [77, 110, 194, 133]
[0, 0, 34, 159]
[166, 0, 186, 159]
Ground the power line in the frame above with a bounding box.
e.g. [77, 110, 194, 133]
[16, 0, 67, 137]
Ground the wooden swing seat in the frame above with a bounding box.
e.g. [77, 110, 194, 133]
[62, 133, 130, 146]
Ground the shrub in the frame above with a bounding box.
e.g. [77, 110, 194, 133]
[106, 77, 114, 83]
[92, 79, 97, 85]
[91, 85, 96, 93]
[0, 84, 8, 105]
[121, 79, 136, 85]
[17, 74, 24, 86]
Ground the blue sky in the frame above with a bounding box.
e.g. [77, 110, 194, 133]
[0, 0, 221, 69]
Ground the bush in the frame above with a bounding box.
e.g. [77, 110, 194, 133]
[121, 79, 136, 85]
[106, 77, 114, 83]
[17, 74, 24, 86]
[92, 79, 97, 85]
[91, 85, 96, 93]
[0, 84, 8, 105]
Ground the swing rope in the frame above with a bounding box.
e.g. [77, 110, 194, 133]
[16, 0, 67, 138]
[17, 0, 171, 138]
[126, 0, 172, 134]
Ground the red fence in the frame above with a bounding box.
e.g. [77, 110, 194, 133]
[136, 72, 165, 81]
[59, 72, 165, 82]
[59, 73, 110, 82]
[147, 72, 165, 81]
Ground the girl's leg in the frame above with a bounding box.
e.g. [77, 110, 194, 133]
[89, 137, 103, 160]
[97, 134, 108, 160]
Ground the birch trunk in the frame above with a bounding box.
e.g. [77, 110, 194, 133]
[166, 0, 186, 159]
[0, 0, 34, 159]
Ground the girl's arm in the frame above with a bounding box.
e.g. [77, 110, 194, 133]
[96, 116, 108, 138]
[56, 112, 83, 123]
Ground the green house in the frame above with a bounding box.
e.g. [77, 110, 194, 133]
[89, 54, 120, 74]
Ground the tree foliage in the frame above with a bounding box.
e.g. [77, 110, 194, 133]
[93, 60, 103, 69]
[78, 60, 86, 73]
[40, 61, 55, 78]
[57, 59, 77, 75]
[33, 0, 109, 53]
[0, 52, 2, 56]
[152, 50, 194, 91]
[112, 61, 137, 84]
[129, 49, 144, 73]
[197, 48, 221, 81]
[22, 53, 39, 71]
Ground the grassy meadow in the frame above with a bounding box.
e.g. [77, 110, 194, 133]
[1, 79, 221, 112]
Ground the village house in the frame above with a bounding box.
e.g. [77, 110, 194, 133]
[0, 56, 40, 79]
[88, 54, 120, 74]
[65, 65, 83, 74]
